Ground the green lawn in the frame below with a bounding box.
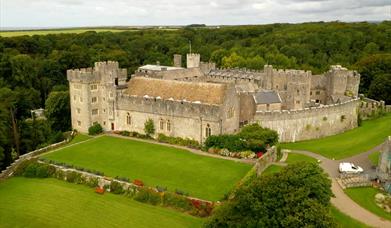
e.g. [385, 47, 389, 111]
[0, 177, 202, 227]
[345, 187, 391, 221]
[330, 206, 369, 228]
[285, 153, 318, 164]
[42, 136, 252, 201]
[68, 133, 93, 145]
[368, 151, 381, 166]
[282, 114, 391, 159]
[0, 28, 130, 37]
[262, 165, 283, 175]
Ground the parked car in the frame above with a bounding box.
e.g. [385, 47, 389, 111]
[339, 162, 364, 174]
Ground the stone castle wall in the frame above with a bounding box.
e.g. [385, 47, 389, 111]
[254, 98, 360, 142]
[115, 94, 233, 142]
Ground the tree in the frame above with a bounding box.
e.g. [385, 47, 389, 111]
[238, 123, 279, 146]
[45, 91, 71, 132]
[144, 119, 155, 137]
[368, 74, 391, 104]
[205, 162, 335, 227]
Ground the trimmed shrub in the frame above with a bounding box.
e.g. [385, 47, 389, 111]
[22, 162, 56, 178]
[162, 192, 193, 211]
[14, 158, 38, 176]
[157, 134, 201, 149]
[119, 131, 130, 136]
[110, 180, 124, 194]
[86, 177, 99, 187]
[88, 123, 103, 135]
[65, 171, 82, 183]
[134, 188, 162, 205]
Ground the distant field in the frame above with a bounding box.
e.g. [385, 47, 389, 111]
[42, 136, 252, 201]
[282, 114, 391, 159]
[0, 177, 202, 228]
[0, 28, 131, 37]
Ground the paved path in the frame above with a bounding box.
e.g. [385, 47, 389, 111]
[284, 147, 391, 228]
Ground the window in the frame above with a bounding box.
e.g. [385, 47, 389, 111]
[266, 104, 270, 110]
[77, 121, 81, 126]
[276, 85, 279, 89]
[109, 92, 113, 98]
[77, 108, 80, 114]
[90, 84, 98, 90]
[166, 120, 171, 131]
[316, 99, 320, 103]
[92, 97, 97, 103]
[103, 109, 106, 113]
[296, 90, 300, 95]
[310, 91, 313, 95]
[296, 100, 300, 104]
[92, 109, 98, 115]
[316, 91, 320, 95]
[73, 95, 76, 101]
[160, 119, 165, 130]
[103, 121, 106, 125]
[205, 124, 212, 137]
[126, 113, 132, 125]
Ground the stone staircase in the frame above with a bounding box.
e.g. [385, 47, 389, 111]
[337, 174, 372, 189]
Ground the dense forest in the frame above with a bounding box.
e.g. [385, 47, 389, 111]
[0, 21, 390, 169]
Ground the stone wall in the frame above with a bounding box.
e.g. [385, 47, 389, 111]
[359, 96, 386, 120]
[115, 94, 232, 143]
[254, 98, 360, 142]
[255, 146, 278, 176]
[0, 140, 68, 180]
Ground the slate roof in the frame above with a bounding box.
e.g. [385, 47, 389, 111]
[125, 77, 227, 105]
[253, 91, 281, 104]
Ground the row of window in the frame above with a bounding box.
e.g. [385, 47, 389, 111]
[159, 119, 171, 131]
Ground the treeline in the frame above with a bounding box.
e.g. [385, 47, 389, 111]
[0, 21, 390, 169]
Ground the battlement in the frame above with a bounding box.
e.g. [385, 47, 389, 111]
[67, 61, 127, 83]
[117, 93, 221, 120]
[255, 97, 359, 115]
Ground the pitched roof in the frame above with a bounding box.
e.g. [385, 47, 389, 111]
[125, 77, 227, 105]
[253, 91, 281, 104]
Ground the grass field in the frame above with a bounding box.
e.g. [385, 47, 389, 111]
[42, 136, 252, 201]
[368, 151, 381, 166]
[0, 177, 202, 227]
[285, 153, 318, 164]
[67, 134, 92, 145]
[345, 187, 391, 221]
[330, 206, 369, 228]
[0, 28, 130, 37]
[282, 114, 391, 159]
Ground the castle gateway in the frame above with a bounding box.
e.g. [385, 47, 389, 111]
[68, 53, 360, 142]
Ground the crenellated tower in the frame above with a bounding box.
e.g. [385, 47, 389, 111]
[67, 61, 127, 132]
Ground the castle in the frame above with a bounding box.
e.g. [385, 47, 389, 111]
[67, 53, 360, 142]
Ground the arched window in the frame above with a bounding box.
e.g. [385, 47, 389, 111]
[159, 119, 165, 130]
[166, 120, 171, 131]
[205, 124, 212, 137]
[126, 113, 132, 125]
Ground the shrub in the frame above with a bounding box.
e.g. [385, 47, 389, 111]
[88, 123, 103, 135]
[204, 134, 246, 152]
[86, 177, 99, 187]
[157, 134, 201, 149]
[162, 192, 193, 211]
[134, 188, 162, 205]
[120, 131, 130, 136]
[14, 158, 38, 176]
[66, 171, 82, 183]
[22, 162, 56, 178]
[110, 180, 124, 194]
[144, 119, 155, 137]
[133, 179, 144, 186]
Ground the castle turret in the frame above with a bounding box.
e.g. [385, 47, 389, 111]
[67, 61, 127, 133]
[326, 65, 360, 102]
[187, 53, 200, 68]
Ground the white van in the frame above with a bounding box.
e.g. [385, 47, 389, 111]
[339, 162, 364, 174]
